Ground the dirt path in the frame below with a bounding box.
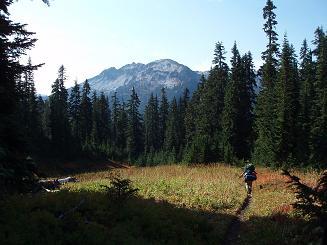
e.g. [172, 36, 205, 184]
[223, 194, 252, 245]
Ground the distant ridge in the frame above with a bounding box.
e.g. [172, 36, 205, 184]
[84, 59, 205, 109]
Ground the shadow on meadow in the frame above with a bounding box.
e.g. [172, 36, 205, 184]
[0, 189, 313, 245]
[0, 189, 229, 245]
[237, 212, 317, 245]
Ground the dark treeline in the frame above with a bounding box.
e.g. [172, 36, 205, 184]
[1, 0, 326, 193]
[13, 0, 327, 168]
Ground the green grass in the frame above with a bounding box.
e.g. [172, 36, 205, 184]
[0, 164, 321, 244]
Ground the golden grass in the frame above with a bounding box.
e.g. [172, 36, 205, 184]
[67, 163, 320, 219]
[63, 163, 322, 244]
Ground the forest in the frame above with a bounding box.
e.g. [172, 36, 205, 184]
[1, 0, 327, 192]
[1, 0, 327, 244]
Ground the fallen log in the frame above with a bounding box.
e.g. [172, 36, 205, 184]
[34, 177, 78, 192]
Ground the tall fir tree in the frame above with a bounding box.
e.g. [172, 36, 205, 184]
[193, 42, 229, 161]
[239, 52, 256, 158]
[275, 36, 300, 165]
[116, 101, 128, 156]
[80, 79, 92, 144]
[310, 27, 327, 165]
[16, 58, 42, 148]
[178, 88, 189, 149]
[220, 43, 256, 162]
[221, 42, 242, 162]
[68, 80, 81, 139]
[111, 92, 119, 145]
[297, 39, 315, 163]
[158, 88, 169, 150]
[91, 92, 110, 146]
[0, 0, 49, 194]
[253, 0, 279, 165]
[91, 91, 99, 145]
[126, 87, 143, 161]
[49, 65, 71, 155]
[164, 97, 180, 161]
[98, 93, 111, 145]
[144, 93, 159, 153]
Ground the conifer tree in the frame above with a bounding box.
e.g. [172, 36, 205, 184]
[49, 65, 70, 155]
[164, 97, 180, 160]
[80, 79, 92, 144]
[192, 42, 229, 161]
[253, 0, 279, 165]
[126, 87, 143, 161]
[297, 39, 315, 163]
[116, 101, 128, 155]
[68, 80, 81, 139]
[98, 93, 111, 145]
[178, 88, 189, 148]
[311, 28, 327, 165]
[91, 92, 110, 146]
[239, 52, 256, 158]
[184, 81, 203, 146]
[158, 88, 169, 149]
[275, 36, 300, 164]
[0, 0, 49, 194]
[221, 42, 242, 162]
[91, 91, 99, 145]
[144, 93, 159, 153]
[16, 58, 42, 146]
[41, 98, 51, 139]
[111, 92, 119, 146]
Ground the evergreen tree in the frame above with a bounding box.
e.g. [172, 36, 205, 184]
[126, 87, 143, 161]
[68, 80, 81, 139]
[91, 91, 99, 145]
[91, 92, 110, 146]
[220, 43, 256, 162]
[98, 93, 111, 145]
[311, 28, 327, 165]
[178, 88, 189, 148]
[0, 0, 49, 194]
[239, 52, 256, 158]
[144, 93, 159, 153]
[164, 97, 180, 160]
[49, 65, 70, 155]
[158, 88, 169, 149]
[41, 98, 51, 139]
[297, 39, 315, 163]
[111, 92, 119, 146]
[275, 36, 300, 165]
[16, 58, 42, 146]
[116, 101, 128, 155]
[253, 0, 279, 165]
[221, 42, 242, 162]
[80, 79, 92, 144]
[184, 81, 202, 146]
[192, 42, 229, 161]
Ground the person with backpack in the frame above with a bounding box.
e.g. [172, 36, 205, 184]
[239, 162, 257, 195]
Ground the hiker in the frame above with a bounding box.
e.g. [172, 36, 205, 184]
[239, 162, 257, 195]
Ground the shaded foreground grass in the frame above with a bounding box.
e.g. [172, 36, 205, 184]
[1, 190, 230, 244]
[0, 164, 321, 244]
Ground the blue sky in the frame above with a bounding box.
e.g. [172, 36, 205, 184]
[9, 0, 327, 95]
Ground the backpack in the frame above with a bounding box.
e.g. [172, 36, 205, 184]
[244, 164, 257, 181]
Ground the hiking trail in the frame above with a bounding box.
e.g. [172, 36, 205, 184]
[223, 194, 252, 245]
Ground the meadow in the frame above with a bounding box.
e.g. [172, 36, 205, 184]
[0, 164, 321, 244]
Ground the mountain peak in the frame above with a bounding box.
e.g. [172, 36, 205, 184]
[147, 59, 185, 73]
[85, 59, 202, 109]
[121, 62, 145, 70]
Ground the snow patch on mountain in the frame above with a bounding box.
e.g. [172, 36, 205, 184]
[82, 59, 203, 109]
